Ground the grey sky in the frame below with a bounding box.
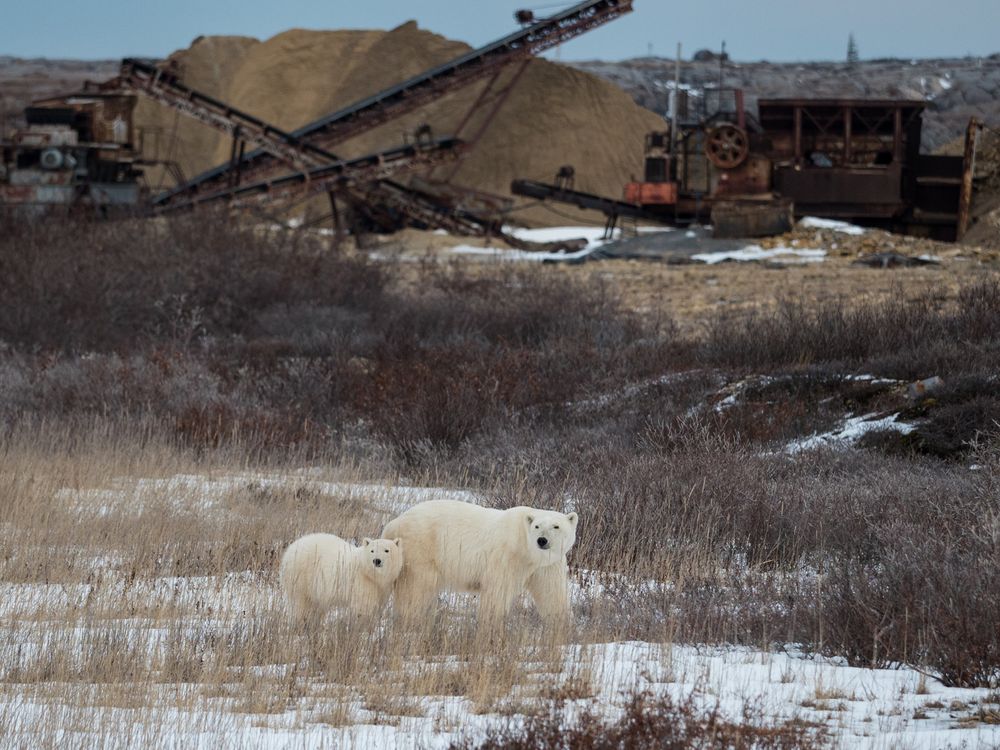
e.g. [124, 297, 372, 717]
[1, 0, 997, 62]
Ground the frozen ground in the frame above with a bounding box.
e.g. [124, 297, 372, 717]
[1, 472, 997, 749]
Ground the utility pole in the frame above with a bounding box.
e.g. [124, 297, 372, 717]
[719, 40, 727, 91]
[671, 43, 682, 181]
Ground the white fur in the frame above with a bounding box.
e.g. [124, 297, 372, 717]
[381, 500, 578, 627]
[278, 533, 402, 623]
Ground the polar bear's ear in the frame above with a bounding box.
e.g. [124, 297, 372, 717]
[566, 512, 578, 526]
[392, 538, 401, 548]
[525, 514, 534, 525]
[362, 537, 372, 546]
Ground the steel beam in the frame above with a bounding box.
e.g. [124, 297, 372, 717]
[156, 138, 466, 213]
[117, 58, 338, 173]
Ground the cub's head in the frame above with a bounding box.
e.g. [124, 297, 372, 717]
[524, 509, 579, 562]
[361, 537, 403, 581]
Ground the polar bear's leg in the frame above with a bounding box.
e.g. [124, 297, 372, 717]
[286, 590, 310, 624]
[347, 583, 380, 629]
[525, 562, 572, 627]
[283, 564, 318, 626]
[392, 568, 439, 626]
[476, 579, 524, 635]
[287, 592, 327, 633]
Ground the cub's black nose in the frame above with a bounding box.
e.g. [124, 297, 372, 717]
[374, 558, 383, 567]
[537, 537, 549, 549]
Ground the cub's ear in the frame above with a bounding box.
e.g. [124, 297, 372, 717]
[362, 537, 372, 546]
[566, 512, 578, 526]
[392, 538, 402, 547]
[525, 514, 534, 524]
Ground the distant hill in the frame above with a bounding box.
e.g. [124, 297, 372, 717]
[570, 54, 1000, 151]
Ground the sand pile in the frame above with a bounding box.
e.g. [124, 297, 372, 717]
[133, 22, 665, 224]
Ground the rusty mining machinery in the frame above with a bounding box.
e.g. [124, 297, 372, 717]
[123, 0, 633, 239]
[0, 59, 465, 220]
[513, 87, 981, 242]
[3, 0, 633, 240]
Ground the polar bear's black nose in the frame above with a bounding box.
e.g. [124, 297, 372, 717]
[537, 537, 549, 549]
[373, 558, 383, 567]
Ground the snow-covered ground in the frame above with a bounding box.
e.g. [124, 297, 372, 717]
[1, 472, 997, 748]
[51, 471, 482, 519]
[1, 625, 995, 748]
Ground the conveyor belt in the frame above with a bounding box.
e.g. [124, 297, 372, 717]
[156, 138, 466, 213]
[154, 0, 633, 206]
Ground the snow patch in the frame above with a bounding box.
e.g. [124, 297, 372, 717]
[450, 244, 596, 262]
[448, 226, 620, 262]
[799, 216, 867, 235]
[785, 412, 915, 454]
[503, 225, 616, 248]
[693, 245, 826, 265]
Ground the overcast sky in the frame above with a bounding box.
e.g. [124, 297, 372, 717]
[2, 0, 998, 62]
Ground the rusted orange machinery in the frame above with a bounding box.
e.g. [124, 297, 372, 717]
[514, 90, 980, 241]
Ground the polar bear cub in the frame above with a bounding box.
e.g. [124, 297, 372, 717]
[381, 500, 578, 628]
[279, 533, 402, 624]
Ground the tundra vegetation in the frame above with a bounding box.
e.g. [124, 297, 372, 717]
[0, 214, 997, 747]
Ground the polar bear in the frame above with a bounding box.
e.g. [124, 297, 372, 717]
[381, 500, 578, 629]
[279, 533, 402, 624]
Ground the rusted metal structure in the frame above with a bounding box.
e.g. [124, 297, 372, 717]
[159, 138, 467, 213]
[0, 85, 463, 222]
[116, 58, 339, 176]
[0, 91, 144, 213]
[3, 0, 631, 233]
[759, 98, 970, 239]
[151, 0, 634, 209]
[956, 117, 983, 241]
[513, 92, 980, 241]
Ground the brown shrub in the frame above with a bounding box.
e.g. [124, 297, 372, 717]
[702, 280, 1000, 377]
[0, 212, 385, 352]
[451, 688, 828, 749]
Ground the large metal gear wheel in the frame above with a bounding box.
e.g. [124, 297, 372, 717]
[705, 124, 750, 169]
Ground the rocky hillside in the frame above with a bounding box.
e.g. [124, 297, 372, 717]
[571, 53, 1000, 151]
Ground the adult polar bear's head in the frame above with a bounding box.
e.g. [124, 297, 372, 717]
[521, 508, 578, 563]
